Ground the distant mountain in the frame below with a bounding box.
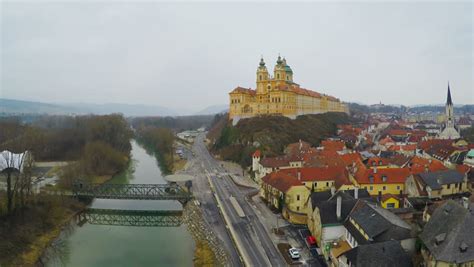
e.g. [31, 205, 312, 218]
[65, 102, 178, 116]
[0, 98, 77, 114]
[195, 104, 228, 115]
[0, 98, 179, 116]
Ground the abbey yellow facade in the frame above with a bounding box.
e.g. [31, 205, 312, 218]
[229, 56, 348, 124]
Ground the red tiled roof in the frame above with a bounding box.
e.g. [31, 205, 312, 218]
[340, 152, 363, 167]
[275, 84, 342, 101]
[260, 156, 291, 168]
[367, 157, 391, 167]
[407, 135, 424, 143]
[355, 167, 411, 184]
[261, 172, 301, 192]
[425, 145, 456, 161]
[303, 150, 346, 168]
[321, 140, 345, 151]
[285, 140, 313, 156]
[418, 139, 453, 150]
[280, 166, 352, 187]
[411, 130, 427, 136]
[379, 136, 395, 146]
[408, 156, 447, 175]
[387, 154, 411, 167]
[229, 87, 256, 95]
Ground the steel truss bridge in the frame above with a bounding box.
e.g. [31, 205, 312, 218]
[72, 183, 192, 204]
[77, 208, 183, 227]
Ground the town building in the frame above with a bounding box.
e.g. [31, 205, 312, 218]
[337, 240, 413, 267]
[352, 163, 411, 197]
[228, 56, 348, 124]
[260, 166, 353, 224]
[419, 200, 474, 267]
[343, 201, 416, 253]
[252, 141, 314, 182]
[404, 170, 469, 199]
[307, 189, 371, 256]
[438, 84, 461, 139]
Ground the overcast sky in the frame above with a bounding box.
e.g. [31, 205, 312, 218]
[1, 2, 473, 112]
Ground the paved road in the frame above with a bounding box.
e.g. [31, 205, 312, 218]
[188, 134, 286, 266]
[184, 138, 242, 266]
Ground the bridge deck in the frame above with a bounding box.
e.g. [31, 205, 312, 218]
[72, 183, 192, 202]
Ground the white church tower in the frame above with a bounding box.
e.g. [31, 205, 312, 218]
[438, 83, 460, 139]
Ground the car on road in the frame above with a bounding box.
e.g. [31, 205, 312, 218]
[288, 247, 300, 260]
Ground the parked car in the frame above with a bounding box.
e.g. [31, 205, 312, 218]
[288, 247, 300, 259]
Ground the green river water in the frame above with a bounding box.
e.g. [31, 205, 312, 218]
[45, 140, 195, 267]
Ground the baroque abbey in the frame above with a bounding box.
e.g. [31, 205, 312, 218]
[229, 56, 348, 124]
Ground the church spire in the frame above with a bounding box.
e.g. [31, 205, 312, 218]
[446, 82, 453, 106]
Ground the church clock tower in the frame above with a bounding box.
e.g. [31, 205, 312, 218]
[438, 82, 460, 139]
[445, 83, 454, 128]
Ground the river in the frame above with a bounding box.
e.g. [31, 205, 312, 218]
[45, 140, 195, 267]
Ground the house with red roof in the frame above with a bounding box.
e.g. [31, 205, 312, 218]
[352, 164, 411, 197]
[407, 156, 448, 175]
[367, 157, 392, 168]
[387, 144, 417, 156]
[379, 136, 395, 147]
[252, 141, 312, 182]
[260, 166, 356, 224]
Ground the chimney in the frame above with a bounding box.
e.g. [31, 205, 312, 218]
[354, 187, 359, 199]
[336, 196, 342, 221]
[299, 139, 302, 150]
[331, 186, 336, 196]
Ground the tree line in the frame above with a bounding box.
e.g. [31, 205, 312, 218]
[0, 114, 133, 214]
[135, 126, 175, 174]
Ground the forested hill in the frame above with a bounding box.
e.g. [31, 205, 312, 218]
[208, 112, 351, 167]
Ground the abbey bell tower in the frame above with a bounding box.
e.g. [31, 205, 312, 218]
[256, 57, 269, 94]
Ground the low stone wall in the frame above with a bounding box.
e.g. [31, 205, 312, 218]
[182, 202, 229, 266]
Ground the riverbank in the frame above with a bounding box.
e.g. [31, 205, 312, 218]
[134, 137, 174, 175]
[0, 196, 85, 266]
[183, 202, 229, 266]
[0, 160, 128, 266]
